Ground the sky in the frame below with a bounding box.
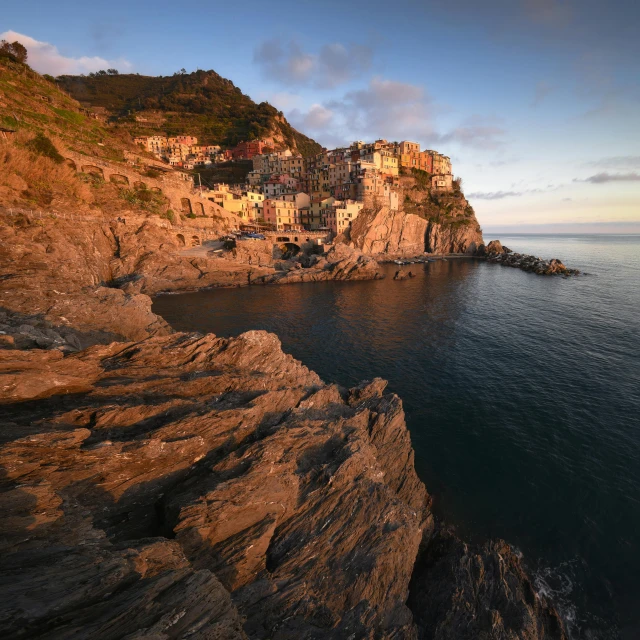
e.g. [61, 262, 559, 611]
[2, 0, 639, 231]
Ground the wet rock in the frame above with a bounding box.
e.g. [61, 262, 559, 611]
[409, 525, 567, 639]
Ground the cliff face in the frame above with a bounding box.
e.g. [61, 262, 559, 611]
[0, 331, 566, 639]
[344, 174, 484, 257]
[346, 206, 429, 257]
[0, 214, 381, 349]
[425, 218, 483, 255]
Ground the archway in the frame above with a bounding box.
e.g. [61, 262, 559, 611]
[82, 165, 103, 178]
[194, 202, 205, 216]
[176, 233, 185, 246]
[181, 198, 192, 214]
[279, 242, 301, 259]
[65, 158, 77, 171]
[110, 174, 130, 186]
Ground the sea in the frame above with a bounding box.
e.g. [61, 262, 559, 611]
[152, 234, 640, 639]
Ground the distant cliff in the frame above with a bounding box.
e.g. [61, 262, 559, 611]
[342, 171, 483, 257]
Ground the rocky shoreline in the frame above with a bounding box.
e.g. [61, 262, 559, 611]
[1, 331, 566, 639]
[0, 213, 569, 638]
[479, 240, 580, 276]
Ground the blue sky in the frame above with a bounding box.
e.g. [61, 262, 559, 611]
[3, 0, 639, 230]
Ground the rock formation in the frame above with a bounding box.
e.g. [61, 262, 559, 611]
[0, 214, 381, 347]
[341, 175, 484, 258]
[345, 206, 429, 257]
[481, 240, 580, 276]
[0, 331, 566, 639]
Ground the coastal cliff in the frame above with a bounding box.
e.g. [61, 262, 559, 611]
[0, 58, 568, 639]
[341, 173, 484, 257]
[0, 213, 381, 349]
[1, 331, 566, 639]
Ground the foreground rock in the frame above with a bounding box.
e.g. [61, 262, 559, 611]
[479, 240, 580, 276]
[0, 331, 566, 638]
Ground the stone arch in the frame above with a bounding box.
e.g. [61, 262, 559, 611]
[294, 236, 299, 242]
[133, 181, 147, 190]
[110, 174, 130, 186]
[279, 242, 301, 259]
[194, 201, 205, 216]
[181, 198, 192, 214]
[176, 233, 186, 246]
[65, 158, 77, 171]
[82, 165, 104, 178]
[191, 235, 201, 246]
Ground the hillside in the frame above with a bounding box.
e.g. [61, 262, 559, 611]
[57, 70, 323, 155]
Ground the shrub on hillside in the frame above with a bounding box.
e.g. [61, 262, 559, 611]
[26, 133, 64, 164]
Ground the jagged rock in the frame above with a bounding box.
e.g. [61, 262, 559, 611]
[425, 221, 483, 255]
[487, 251, 579, 276]
[0, 331, 566, 638]
[347, 206, 429, 257]
[0, 217, 382, 344]
[409, 526, 567, 639]
[486, 239, 505, 255]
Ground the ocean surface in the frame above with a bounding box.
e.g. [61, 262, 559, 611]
[152, 234, 640, 639]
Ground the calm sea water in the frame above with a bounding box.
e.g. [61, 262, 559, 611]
[153, 235, 640, 639]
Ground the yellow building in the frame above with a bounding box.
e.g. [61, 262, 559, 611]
[333, 200, 364, 235]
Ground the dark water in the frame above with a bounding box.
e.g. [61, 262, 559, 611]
[153, 234, 640, 639]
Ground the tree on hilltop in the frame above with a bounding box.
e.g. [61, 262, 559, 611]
[0, 40, 28, 63]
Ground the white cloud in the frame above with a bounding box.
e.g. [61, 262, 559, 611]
[288, 77, 506, 151]
[254, 39, 372, 89]
[0, 30, 132, 76]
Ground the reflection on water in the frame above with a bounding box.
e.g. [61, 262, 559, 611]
[153, 237, 640, 639]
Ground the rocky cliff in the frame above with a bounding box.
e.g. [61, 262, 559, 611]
[342, 174, 484, 258]
[0, 213, 381, 349]
[0, 331, 566, 639]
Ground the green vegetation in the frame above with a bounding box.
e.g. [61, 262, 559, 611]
[0, 40, 28, 64]
[26, 133, 64, 164]
[56, 70, 323, 155]
[161, 209, 176, 224]
[119, 185, 166, 213]
[52, 107, 85, 125]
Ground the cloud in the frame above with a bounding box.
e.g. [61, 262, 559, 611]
[531, 80, 554, 106]
[329, 76, 436, 140]
[468, 183, 562, 199]
[267, 91, 304, 111]
[287, 77, 507, 151]
[290, 103, 335, 130]
[254, 40, 314, 86]
[438, 120, 506, 149]
[578, 172, 640, 184]
[585, 156, 640, 169]
[0, 30, 132, 75]
[467, 190, 526, 200]
[253, 39, 372, 88]
[522, 0, 573, 25]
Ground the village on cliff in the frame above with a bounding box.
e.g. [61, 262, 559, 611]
[133, 134, 454, 236]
